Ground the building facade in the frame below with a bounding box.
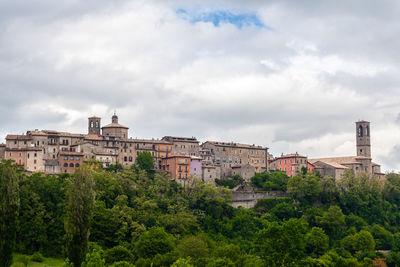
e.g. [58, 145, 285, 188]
[309, 121, 384, 180]
[269, 153, 308, 176]
[201, 141, 268, 178]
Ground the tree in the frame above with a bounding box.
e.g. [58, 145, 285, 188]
[305, 227, 329, 257]
[65, 167, 96, 267]
[371, 225, 394, 250]
[316, 205, 346, 240]
[104, 246, 134, 265]
[255, 218, 307, 266]
[135, 152, 155, 173]
[177, 236, 209, 259]
[0, 160, 20, 267]
[341, 230, 375, 255]
[135, 227, 175, 259]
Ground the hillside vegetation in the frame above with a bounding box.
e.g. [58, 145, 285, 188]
[2, 159, 400, 266]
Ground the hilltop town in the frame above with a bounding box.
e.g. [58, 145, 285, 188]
[0, 114, 385, 182]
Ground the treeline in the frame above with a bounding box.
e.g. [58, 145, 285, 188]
[1, 157, 400, 266]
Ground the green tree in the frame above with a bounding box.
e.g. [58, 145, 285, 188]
[135, 152, 155, 173]
[0, 160, 20, 267]
[104, 246, 134, 265]
[371, 225, 393, 250]
[341, 230, 375, 255]
[177, 236, 209, 259]
[135, 227, 175, 259]
[305, 227, 329, 257]
[316, 205, 346, 240]
[255, 218, 307, 266]
[65, 167, 96, 267]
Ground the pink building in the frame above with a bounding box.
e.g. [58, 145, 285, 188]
[190, 156, 202, 178]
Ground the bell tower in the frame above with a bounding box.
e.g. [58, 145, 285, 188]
[88, 116, 101, 136]
[356, 120, 371, 158]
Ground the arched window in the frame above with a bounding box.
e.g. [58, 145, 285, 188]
[95, 121, 98, 127]
[69, 163, 74, 167]
[365, 126, 369, 136]
[64, 163, 68, 167]
[358, 125, 363, 137]
[90, 121, 94, 128]
[75, 163, 80, 167]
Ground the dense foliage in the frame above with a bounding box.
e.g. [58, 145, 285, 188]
[2, 158, 400, 266]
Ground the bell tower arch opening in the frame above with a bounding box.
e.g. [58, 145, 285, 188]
[88, 116, 101, 136]
[356, 120, 371, 158]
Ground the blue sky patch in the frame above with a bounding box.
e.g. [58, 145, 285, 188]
[176, 9, 269, 29]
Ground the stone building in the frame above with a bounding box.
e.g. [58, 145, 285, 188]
[102, 114, 129, 139]
[231, 164, 256, 181]
[201, 141, 268, 178]
[201, 164, 221, 184]
[309, 121, 384, 180]
[0, 144, 5, 160]
[269, 152, 309, 176]
[161, 136, 200, 156]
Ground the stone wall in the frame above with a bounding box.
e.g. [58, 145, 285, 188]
[230, 189, 289, 209]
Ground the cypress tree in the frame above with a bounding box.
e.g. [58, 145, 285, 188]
[65, 167, 95, 267]
[0, 160, 20, 267]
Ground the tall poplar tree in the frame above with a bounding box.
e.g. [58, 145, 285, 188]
[0, 160, 20, 267]
[65, 167, 95, 267]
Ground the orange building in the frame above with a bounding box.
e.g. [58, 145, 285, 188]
[60, 151, 84, 173]
[161, 154, 191, 182]
[269, 153, 308, 176]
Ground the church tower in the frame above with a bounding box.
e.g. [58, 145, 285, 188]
[356, 120, 371, 158]
[88, 116, 101, 136]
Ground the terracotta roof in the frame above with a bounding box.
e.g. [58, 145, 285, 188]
[89, 116, 101, 119]
[84, 134, 103, 141]
[102, 123, 128, 129]
[277, 153, 306, 159]
[133, 139, 172, 144]
[203, 141, 266, 150]
[312, 160, 349, 169]
[309, 156, 370, 165]
[6, 135, 32, 140]
[162, 136, 199, 143]
[28, 131, 48, 136]
[0, 144, 5, 147]
[163, 154, 191, 159]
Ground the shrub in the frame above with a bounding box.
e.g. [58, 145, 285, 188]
[31, 252, 44, 262]
[111, 261, 135, 267]
[104, 246, 134, 265]
[11, 263, 26, 267]
[16, 255, 30, 266]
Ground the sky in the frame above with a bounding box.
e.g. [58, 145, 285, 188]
[1, 0, 400, 172]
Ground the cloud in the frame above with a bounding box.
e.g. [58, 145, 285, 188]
[0, 0, 399, 172]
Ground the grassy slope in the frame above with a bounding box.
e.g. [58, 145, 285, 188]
[13, 254, 65, 267]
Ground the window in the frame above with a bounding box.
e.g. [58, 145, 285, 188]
[76, 156, 80, 160]
[34, 160, 37, 164]
[27, 153, 30, 159]
[95, 121, 98, 127]
[75, 163, 80, 167]
[358, 125, 363, 137]
[69, 163, 74, 167]
[366, 126, 370, 136]
[34, 153, 37, 157]
[124, 156, 127, 162]
[70, 156, 74, 160]
[129, 156, 132, 162]
[14, 141, 17, 145]
[91, 122, 94, 128]
[64, 163, 68, 167]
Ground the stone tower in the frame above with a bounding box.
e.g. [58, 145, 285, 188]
[88, 116, 101, 136]
[356, 120, 371, 158]
[112, 113, 118, 124]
